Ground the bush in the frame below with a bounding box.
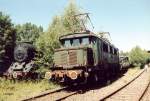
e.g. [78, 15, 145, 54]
[129, 46, 150, 68]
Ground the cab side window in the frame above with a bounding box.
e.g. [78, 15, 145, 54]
[109, 46, 113, 54]
[114, 48, 118, 55]
[103, 43, 108, 52]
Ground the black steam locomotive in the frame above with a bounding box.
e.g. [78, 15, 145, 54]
[4, 42, 38, 79]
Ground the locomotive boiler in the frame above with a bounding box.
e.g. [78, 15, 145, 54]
[4, 42, 38, 79]
[45, 30, 120, 84]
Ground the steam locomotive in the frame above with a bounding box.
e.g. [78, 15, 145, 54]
[45, 30, 120, 84]
[4, 42, 38, 79]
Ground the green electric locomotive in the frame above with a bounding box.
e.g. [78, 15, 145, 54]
[45, 30, 120, 84]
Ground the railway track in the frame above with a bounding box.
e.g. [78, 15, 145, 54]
[140, 75, 150, 101]
[22, 84, 84, 101]
[99, 68, 150, 101]
[22, 68, 150, 101]
[21, 87, 68, 101]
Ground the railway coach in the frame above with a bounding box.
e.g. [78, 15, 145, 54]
[45, 30, 120, 84]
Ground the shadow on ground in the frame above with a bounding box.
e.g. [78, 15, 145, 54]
[64, 69, 128, 94]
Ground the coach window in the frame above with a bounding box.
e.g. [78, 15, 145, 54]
[103, 43, 108, 52]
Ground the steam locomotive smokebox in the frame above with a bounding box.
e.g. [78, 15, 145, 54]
[14, 42, 36, 63]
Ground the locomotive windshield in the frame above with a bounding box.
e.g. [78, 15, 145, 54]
[72, 39, 80, 46]
[64, 40, 71, 47]
[82, 37, 89, 45]
[62, 37, 91, 48]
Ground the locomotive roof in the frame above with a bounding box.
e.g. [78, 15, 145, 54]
[59, 30, 93, 40]
[59, 30, 118, 50]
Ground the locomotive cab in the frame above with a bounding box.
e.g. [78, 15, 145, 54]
[57, 32, 95, 67]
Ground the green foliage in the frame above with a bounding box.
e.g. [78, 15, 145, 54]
[129, 46, 150, 68]
[15, 22, 43, 44]
[36, 16, 62, 64]
[36, 2, 83, 65]
[62, 1, 84, 32]
[0, 12, 16, 71]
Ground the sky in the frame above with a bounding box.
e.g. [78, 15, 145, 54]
[0, 0, 150, 52]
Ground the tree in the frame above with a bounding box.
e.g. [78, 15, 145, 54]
[36, 16, 62, 64]
[62, 1, 84, 32]
[0, 12, 16, 71]
[36, 1, 83, 65]
[15, 22, 43, 44]
[129, 46, 150, 68]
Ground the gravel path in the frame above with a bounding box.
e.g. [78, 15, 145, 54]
[106, 68, 150, 101]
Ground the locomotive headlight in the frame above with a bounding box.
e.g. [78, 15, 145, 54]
[45, 72, 52, 79]
[69, 71, 78, 80]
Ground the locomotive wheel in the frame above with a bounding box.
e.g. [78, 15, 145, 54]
[104, 71, 111, 85]
[86, 72, 99, 85]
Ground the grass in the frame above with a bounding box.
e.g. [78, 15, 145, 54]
[0, 78, 59, 101]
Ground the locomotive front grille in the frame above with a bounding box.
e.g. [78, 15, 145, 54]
[54, 50, 78, 67]
[54, 50, 81, 68]
[69, 51, 77, 65]
[61, 53, 68, 65]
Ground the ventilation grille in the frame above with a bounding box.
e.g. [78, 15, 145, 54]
[69, 51, 77, 65]
[54, 50, 77, 66]
[60, 52, 68, 65]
